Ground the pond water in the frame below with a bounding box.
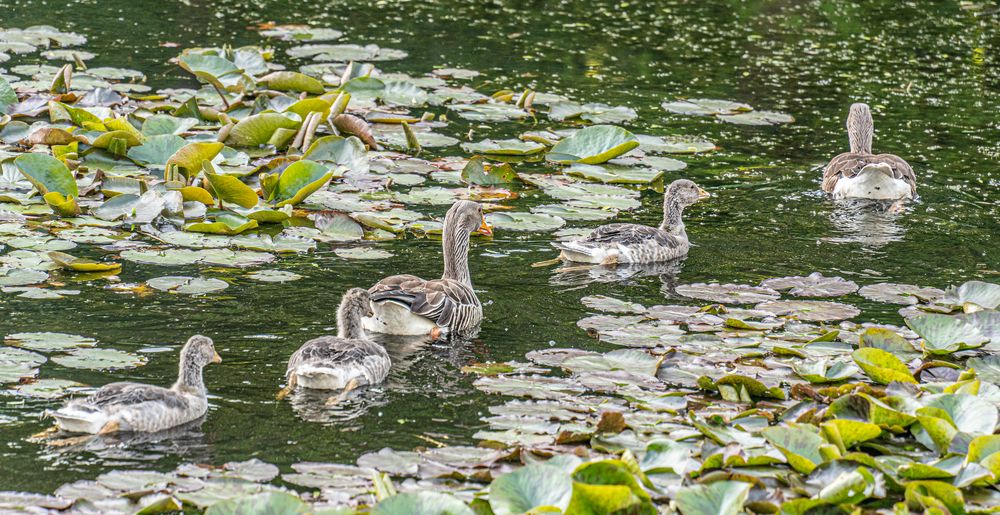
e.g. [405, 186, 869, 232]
[1, 0, 998, 494]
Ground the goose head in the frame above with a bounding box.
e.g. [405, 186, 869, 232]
[181, 335, 221, 368]
[445, 200, 492, 238]
[666, 179, 710, 207]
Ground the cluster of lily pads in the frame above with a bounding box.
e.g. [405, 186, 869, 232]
[2, 277, 996, 513]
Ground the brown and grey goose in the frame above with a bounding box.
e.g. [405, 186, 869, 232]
[822, 103, 916, 199]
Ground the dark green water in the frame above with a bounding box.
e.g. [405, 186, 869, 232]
[1, 0, 998, 492]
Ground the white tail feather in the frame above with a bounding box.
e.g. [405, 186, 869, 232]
[52, 405, 108, 434]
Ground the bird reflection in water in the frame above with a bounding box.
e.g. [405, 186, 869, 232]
[38, 416, 210, 466]
[287, 332, 476, 424]
[824, 198, 909, 248]
[549, 257, 686, 292]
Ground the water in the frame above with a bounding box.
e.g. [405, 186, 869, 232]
[1, 0, 998, 493]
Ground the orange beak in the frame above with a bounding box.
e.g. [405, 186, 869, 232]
[212, 352, 222, 364]
[478, 217, 493, 237]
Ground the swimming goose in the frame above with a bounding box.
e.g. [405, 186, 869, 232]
[822, 103, 916, 199]
[364, 200, 492, 338]
[51, 335, 220, 434]
[284, 288, 390, 392]
[552, 179, 709, 264]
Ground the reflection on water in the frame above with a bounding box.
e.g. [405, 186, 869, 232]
[40, 417, 210, 467]
[549, 258, 686, 289]
[824, 199, 909, 248]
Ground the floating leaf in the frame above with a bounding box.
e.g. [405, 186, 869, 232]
[793, 359, 859, 384]
[940, 280, 1000, 311]
[225, 113, 300, 147]
[760, 273, 859, 297]
[906, 314, 988, 354]
[186, 212, 259, 235]
[755, 300, 860, 321]
[204, 163, 260, 208]
[489, 463, 571, 515]
[761, 425, 825, 474]
[547, 125, 639, 164]
[47, 251, 121, 272]
[166, 141, 224, 179]
[52, 348, 146, 370]
[675, 283, 780, 304]
[6, 332, 97, 352]
[371, 492, 473, 515]
[851, 348, 916, 385]
[461, 138, 545, 156]
[486, 212, 565, 232]
[858, 283, 944, 305]
[269, 160, 334, 207]
[662, 98, 752, 116]
[674, 480, 751, 515]
[247, 270, 302, 283]
[257, 71, 324, 94]
[147, 276, 229, 295]
[13, 153, 78, 197]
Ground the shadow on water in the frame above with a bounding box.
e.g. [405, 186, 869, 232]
[823, 199, 910, 249]
[39, 417, 211, 467]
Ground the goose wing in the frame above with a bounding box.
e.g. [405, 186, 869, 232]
[287, 337, 386, 373]
[580, 223, 679, 247]
[85, 382, 188, 410]
[823, 152, 916, 195]
[370, 276, 480, 330]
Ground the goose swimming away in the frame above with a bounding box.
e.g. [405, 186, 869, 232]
[50, 335, 220, 434]
[823, 103, 916, 199]
[283, 288, 390, 393]
[552, 179, 709, 264]
[364, 200, 492, 338]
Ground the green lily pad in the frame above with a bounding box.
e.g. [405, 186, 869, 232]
[489, 463, 571, 515]
[674, 480, 751, 515]
[905, 314, 988, 354]
[51, 348, 147, 370]
[566, 460, 655, 515]
[485, 212, 565, 232]
[127, 134, 188, 166]
[461, 139, 546, 156]
[147, 276, 229, 295]
[205, 491, 310, 515]
[371, 492, 473, 515]
[852, 347, 916, 385]
[755, 300, 860, 321]
[186, 212, 259, 235]
[858, 283, 944, 305]
[334, 247, 394, 260]
[15, 378, 84, 399]
[548, 102, 637, 124]
[718, 110, 794, 126]
[547, 125, 639, 164]
[940, 280, 1000, 310]
[225, 113, 300, 147]
[675, 283, 780, 304]
[268, 160, 334, 207]
[257, 71, 324, 94]
[761, 425, 825, 474]
[793, 359, 859, 384]
[166, 141, 224, 179]
[662, 98, 752, 116]
[0, 268, 48, 286]
[564, 163, 664, 185]
[635, 134, 716, 154]
[760, 273, 859, 297]
[13, 153, 78, 197]
[448, 103, 529, 122]
[247, 270, 303, 283]
[6, 332, 98, 352]
[204, 163, 259, 208]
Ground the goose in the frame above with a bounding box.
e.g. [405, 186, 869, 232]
[823, 103, 916, 199]
[363, 200, 492, 338]
[283, 288, 390, 393]
[50, 335, 220, 434]
[552, 179, 709, 264]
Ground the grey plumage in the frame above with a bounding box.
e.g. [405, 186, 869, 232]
[365, 200, 490, 336]
[553, 179, 708, 265]
[52, 335, 220, 434]
[285, 288, 390, 391]
[823, 103, 916, 197]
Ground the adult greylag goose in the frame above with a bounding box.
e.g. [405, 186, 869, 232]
[51, 335, 220, 434]
[552, 179, 709, 264]
[364, 200, 491, 338]
[822, 103, 916, 199]
[283, 288, 390, 392]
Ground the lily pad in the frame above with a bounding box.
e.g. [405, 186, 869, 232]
[662, 98, 752, 116]
[760, 273, 859, 297]
[674, 480, 751, 515]
[372, 492, 473, 515]
[461, 139, 545, 156]
[485, 212, 565, 232]
[6, 332, 98, 352]
[852, 347, 916, 385]
[147, 276, 229, 295]
[547, 125, 639, 164]
[905, 314, 988, 354]
[13, 153, 78, 197]
[755, 300, 860, 321]
[858, 283, 944, 305]
[675, 283, 780, 304]
[489, 463, 571, 515]
[52, 348, 146, 370]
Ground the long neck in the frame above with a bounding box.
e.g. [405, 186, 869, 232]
[659, 194, 686, 236]
[441, 222, 471, 285]
[337, 304, 367, 340]
[173, 358, 205, 395]
[848, 110, 873, 154]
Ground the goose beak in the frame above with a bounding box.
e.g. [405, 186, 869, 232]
[212, 352, 222, 364]
[697, 187, 711, 200]
[477, 217, 493, 237]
